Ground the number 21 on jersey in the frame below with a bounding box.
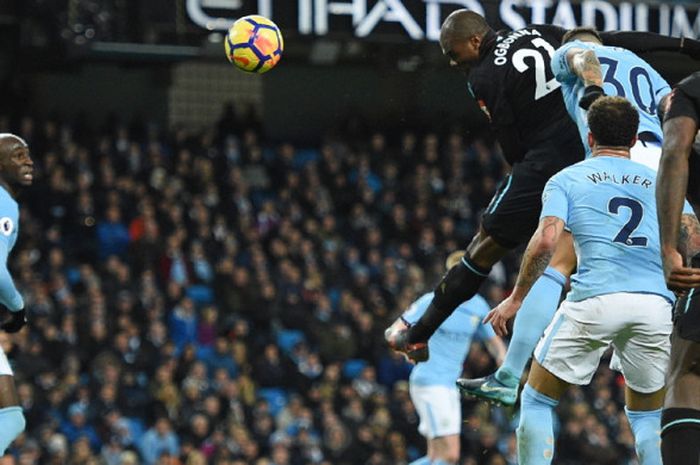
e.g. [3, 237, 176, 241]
[512, 38, 561, 101]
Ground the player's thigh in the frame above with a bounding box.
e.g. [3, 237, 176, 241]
[548, 230, 576, 277]
[664, 327, 700, 410]
[527, 360, 571, 400]
[533, 298, 616, 388]
[625, 385, 665, 411]
[465, 226, 510, 268]
[612, 293, 672, 395]
[0, 345, 17, 408]
[480, 162, 550, 251]
[408, 384, 461, 439]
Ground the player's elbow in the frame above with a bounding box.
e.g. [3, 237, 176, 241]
[536, 230, 560, 253]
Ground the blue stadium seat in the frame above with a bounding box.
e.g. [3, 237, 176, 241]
[276, 329, 305, 354]
[343, 359, 368, 380]
[258, 388, 287, 417]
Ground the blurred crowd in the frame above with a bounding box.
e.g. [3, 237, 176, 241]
[0, 108, 643, 465]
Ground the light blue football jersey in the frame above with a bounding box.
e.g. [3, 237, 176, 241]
[403, 292, 495, 387]
[541, 156, 675, 303]
[551, 41, 670, 157]
[0, 187, 23, 311]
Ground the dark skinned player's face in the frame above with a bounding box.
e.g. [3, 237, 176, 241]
[0, 138, 34, 188]
[441, 34, 482, 71]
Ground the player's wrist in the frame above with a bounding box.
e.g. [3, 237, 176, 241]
[661, 245, 680, 257]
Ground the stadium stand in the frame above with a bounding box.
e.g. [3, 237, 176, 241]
[0, 111, 640, 465]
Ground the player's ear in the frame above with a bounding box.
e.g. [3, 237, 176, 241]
[470, 34, 482, 50]
[629, 135, 638, 148]
[587, 132, 595, 150]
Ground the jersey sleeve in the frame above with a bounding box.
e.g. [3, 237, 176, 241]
[401, 293, 432, 325]
[648, 66, 671, 107]
[683, 199, 695, 215]
[551, 41, 592, 84]
[0, 233, 23, 312]
[540, 175, 570, 223]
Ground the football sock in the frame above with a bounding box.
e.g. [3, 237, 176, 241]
[517, 384, 559, 465]
[408, 457, 431, 465]
[497, 267, 565, 387]
[661, 408, 700, 465]
[0, 406, 25, 454]
[408, 256, 490, 344]
[430, 460, 452, 465]
[626, 407, 662, 465]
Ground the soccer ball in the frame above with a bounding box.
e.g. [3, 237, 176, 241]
[225, 15, 284, 74]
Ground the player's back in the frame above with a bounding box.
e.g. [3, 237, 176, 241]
[552, 41, 670, 156]
[404, 292, 492, 387]
[547, 156, 673, 303]
[469, 26, 583, 168]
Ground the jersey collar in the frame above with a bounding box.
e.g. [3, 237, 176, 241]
[478, 29, 497, 63]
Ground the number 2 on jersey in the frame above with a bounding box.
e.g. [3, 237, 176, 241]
[608, 197, 648, 247]
[512, 38, 561, 100]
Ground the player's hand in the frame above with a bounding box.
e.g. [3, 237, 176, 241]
[663, 249, 700, 291]
[0, 309, 26, 334]
[579, 85, 606, 110]
[483, 297, 522, 337]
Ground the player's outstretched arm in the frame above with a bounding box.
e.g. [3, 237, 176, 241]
[657, 116, 700, 290]
[601, 32, 700, 59]
[484, 216, 564, 336]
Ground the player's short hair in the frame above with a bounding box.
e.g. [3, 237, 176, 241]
[588, 96, 639, 148]
[440, 10, 490, 42]
[563, 27, 602, 44]
[445, 251, 465, 270]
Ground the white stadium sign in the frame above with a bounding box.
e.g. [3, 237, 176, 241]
[187, 0, 700, 40]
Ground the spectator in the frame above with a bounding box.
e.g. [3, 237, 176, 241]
[138, 417, 179, 465]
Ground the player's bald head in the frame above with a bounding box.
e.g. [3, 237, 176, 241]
[440, 10, 490, 46]
[0, 134, 28, 156]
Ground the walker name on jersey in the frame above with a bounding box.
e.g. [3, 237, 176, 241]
[586, 171, 653, 188]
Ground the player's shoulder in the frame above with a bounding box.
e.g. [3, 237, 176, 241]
[0, 187, 17, 210]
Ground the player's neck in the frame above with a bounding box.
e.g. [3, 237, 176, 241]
[591, 146, 631, 159]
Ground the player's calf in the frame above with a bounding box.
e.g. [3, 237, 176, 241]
[407, 255, 490, 344]
[625, 407, 663, 465]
